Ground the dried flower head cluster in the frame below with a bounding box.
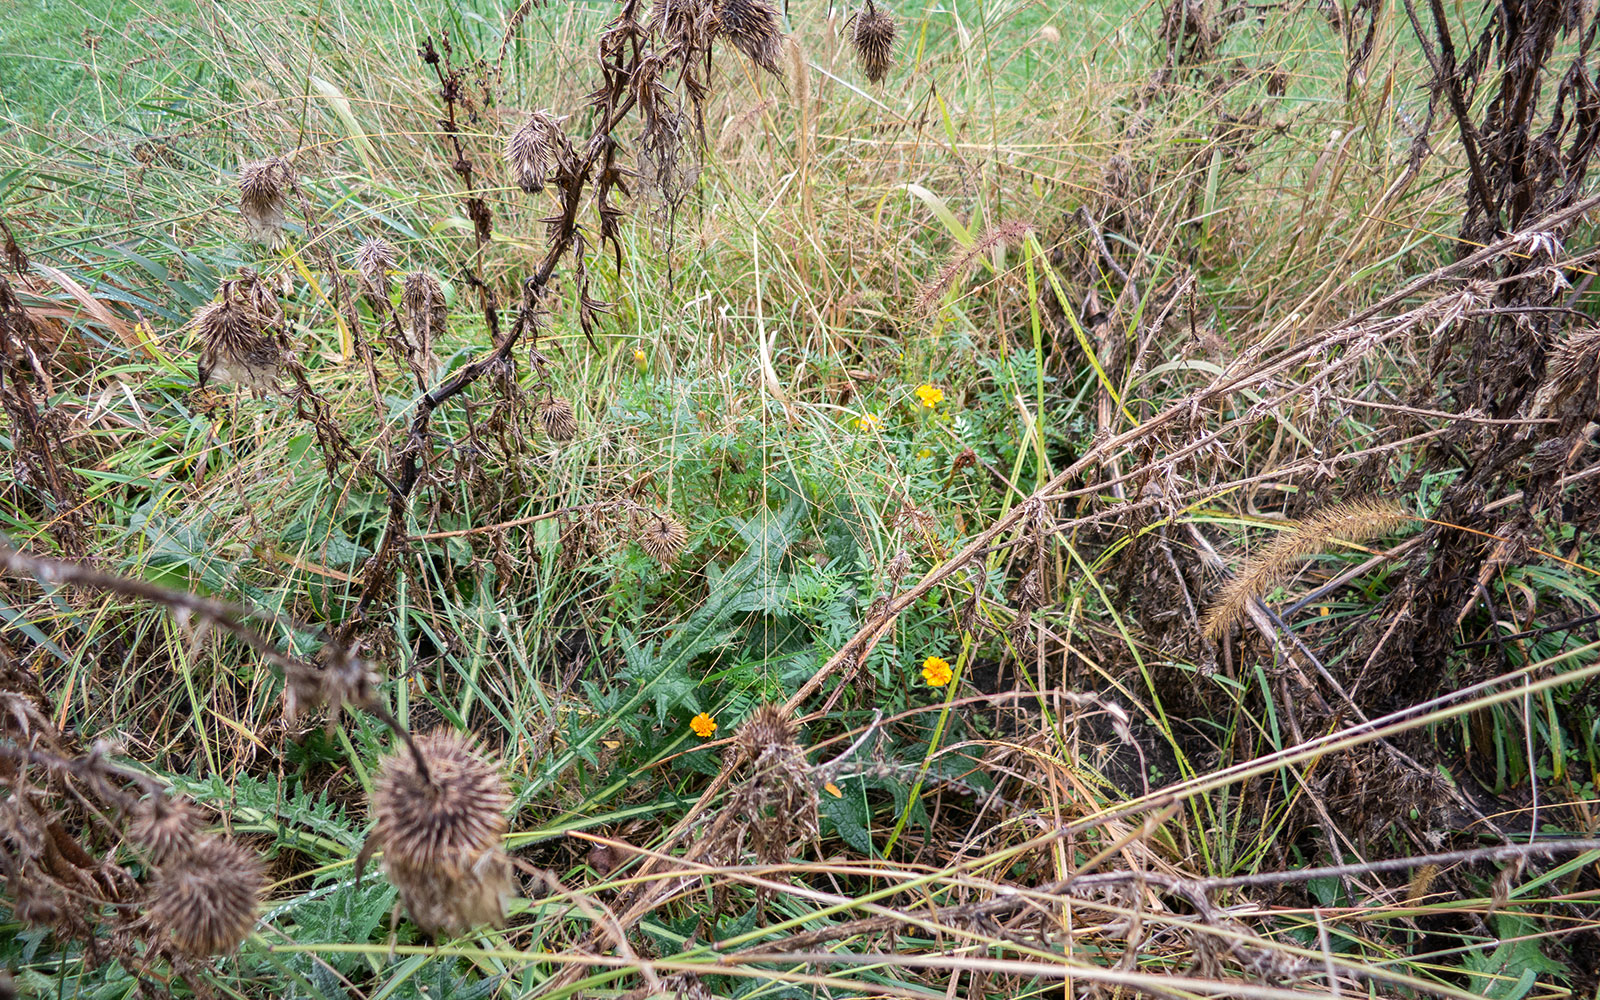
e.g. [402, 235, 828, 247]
[128, 794, 200, 864]
[195, 274, 283, 393]
[355, 237, 397, 301]
[283, 649, 378, 725]
[369, 730, 513, 937]
[504, 111, 572, 194]
[146, 836, 264, 958]
[539, 395, 578, 442]
[401, 270, 447, 362]
[851, 0, 897, 83]
[637, 512, 689, 564]
[717, 704, 817, 865]
[713, 0, 784, 73]
[238, 157, 294, 247]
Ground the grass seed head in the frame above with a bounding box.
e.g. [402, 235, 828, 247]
[370, 730, 513, 937]
[128, 795, 200, 865]
[355, 238, 397, 301]
[147, 836, 264, 958]
[713, 0, 783, 73]
[638, 512, 689, 564]
[237, 157, 293, 247]
[852, 1, 897, 84]
[539, 396, 578, 442]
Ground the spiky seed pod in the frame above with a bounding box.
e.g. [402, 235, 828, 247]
[238, 157, 293, 247]
[355, 238, 397, 302]
[195, 279, 281, 393]
[370, 730, 513, 937]
[713, 0, 783, 73]
[539, 397, 578, 442]
[506, 112, 556, 194]
[128, 795, 200, 864]
[735, 703, 798, 765]
[638, 513, 689, 564]
[852, 1, 897, 84]
[146, 836, 264, 958]
[401, 270, 447, 358]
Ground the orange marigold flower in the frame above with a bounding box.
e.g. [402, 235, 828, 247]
[856, 412, 882, 431]
[914, 384, 943, 408]
[921, 656, 953, 687]
[690, 712, 718, 738]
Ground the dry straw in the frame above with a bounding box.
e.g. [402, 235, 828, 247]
[1201, 499, 1411, 640]
[146, 836, 264, 958]
[368, 729, 513, 937]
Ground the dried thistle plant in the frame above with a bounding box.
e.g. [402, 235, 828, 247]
[1201, 498, 1412, 640]
[127, 794, 201, 865]
[237, 156, 294, 247]
[715, 703, 817, 866]
[145, 836, 264, 958]
[637, 512, 689, 564]
[355, 237, 397, 302]
[539, 395, 578, 442]
[851, 0, 897, 84]
[401, 270, 447, 367]
[713, 0, 784, 72]
[366, 729, 514, 937]
[505, 111, 571, 194]
[194, 274, 283, 393]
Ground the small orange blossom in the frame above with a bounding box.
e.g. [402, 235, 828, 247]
[922, 656, 953, 686]
[914, 384, 944, 408]
[690, 711, 717, 737]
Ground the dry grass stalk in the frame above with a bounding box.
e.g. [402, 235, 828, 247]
[1201, 499, 1411, 640]
[914, 220, 1033, 314]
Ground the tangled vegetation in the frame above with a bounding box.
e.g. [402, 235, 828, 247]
[2, 0, 1600, 996]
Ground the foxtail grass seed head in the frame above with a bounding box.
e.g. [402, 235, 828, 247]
[238, 157, 293, 247]
[638, 513, 689, 564]
[852, 1, 897, 83]
[128, 795, 200, 865]
[355, 238, 397, 301]
[539, 396, 578, 442]
[713, 0, 783, 73]
[146, 836, 264, 958]
[370, 730, 513, 937]
[195, 280, 281, 393]
[402, 270, 447, 355]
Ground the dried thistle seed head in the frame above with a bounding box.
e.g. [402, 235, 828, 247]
[401, 270, 447, 355]
[146, 836, 264, 958]
[852, 1, 897, 84]
[238, 157, 293, 247]
[128, 795, 200, 864]
[735, 703, 798, 764]
[355, 238, 397, 301]
[713, 0, 783, 73]
[505, 111, 554, 194]
[637, 513, 689, 564]
[539, 396, 578, 442]
[283, 650, 378, 725]
[370, 730, 513, 937]
[195, 279, 281, 393]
